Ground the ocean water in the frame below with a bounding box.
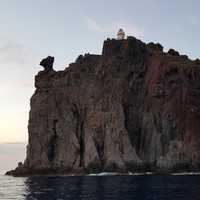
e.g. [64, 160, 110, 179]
[1, 174, 200, 200]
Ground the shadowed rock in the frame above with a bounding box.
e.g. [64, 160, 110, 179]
[168, 49, 180, 56]
[147, 42, 163, 52]
[40, 56, 54, 72]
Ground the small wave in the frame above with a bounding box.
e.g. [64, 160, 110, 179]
[89, 172, 154, 176]
[172, 172, 200, 176]
[89, 172, 119, 176]
[128, 172, 153, 176]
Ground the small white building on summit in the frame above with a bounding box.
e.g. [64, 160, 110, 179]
[117, 28, 125, 40]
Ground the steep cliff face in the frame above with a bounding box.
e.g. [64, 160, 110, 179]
[8, 36, 200, 175]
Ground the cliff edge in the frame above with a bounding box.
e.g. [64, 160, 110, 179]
[7, 36, 200, 176]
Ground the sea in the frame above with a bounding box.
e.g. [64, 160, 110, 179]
[1, 173, 200, 200]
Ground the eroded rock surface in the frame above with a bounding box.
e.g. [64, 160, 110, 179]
[7, 36, 200, 176]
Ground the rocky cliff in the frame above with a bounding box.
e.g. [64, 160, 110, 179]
[7, 36, 200, 176]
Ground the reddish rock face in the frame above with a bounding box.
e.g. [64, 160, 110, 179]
[7, 36, 200, 176]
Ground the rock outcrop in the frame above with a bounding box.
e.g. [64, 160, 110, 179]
[40, 56, 54, 72]
[7, 36, 200, 176]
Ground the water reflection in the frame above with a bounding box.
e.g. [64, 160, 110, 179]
[23, 175, 200, 200]
[1, 174, 200, 199]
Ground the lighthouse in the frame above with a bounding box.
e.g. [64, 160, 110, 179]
[117, 28, 125, 40]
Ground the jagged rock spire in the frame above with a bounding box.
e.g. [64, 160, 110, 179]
[40, 56, 54, 72]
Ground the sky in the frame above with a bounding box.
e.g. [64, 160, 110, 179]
[0, 143, 26, 173]
[0, 0, 200, 144]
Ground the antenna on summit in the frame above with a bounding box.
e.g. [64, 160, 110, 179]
[117, 28, 125, 40]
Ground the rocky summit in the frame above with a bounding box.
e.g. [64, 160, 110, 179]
[7, 36, 200, 176]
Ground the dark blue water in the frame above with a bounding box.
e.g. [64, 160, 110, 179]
[1, 174, 200, 200]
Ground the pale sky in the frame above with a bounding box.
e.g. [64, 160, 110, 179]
[0, 143, 26, 173]
[0, 0, 200, 143]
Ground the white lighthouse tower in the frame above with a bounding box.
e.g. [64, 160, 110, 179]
[117, 28, 125, 40]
